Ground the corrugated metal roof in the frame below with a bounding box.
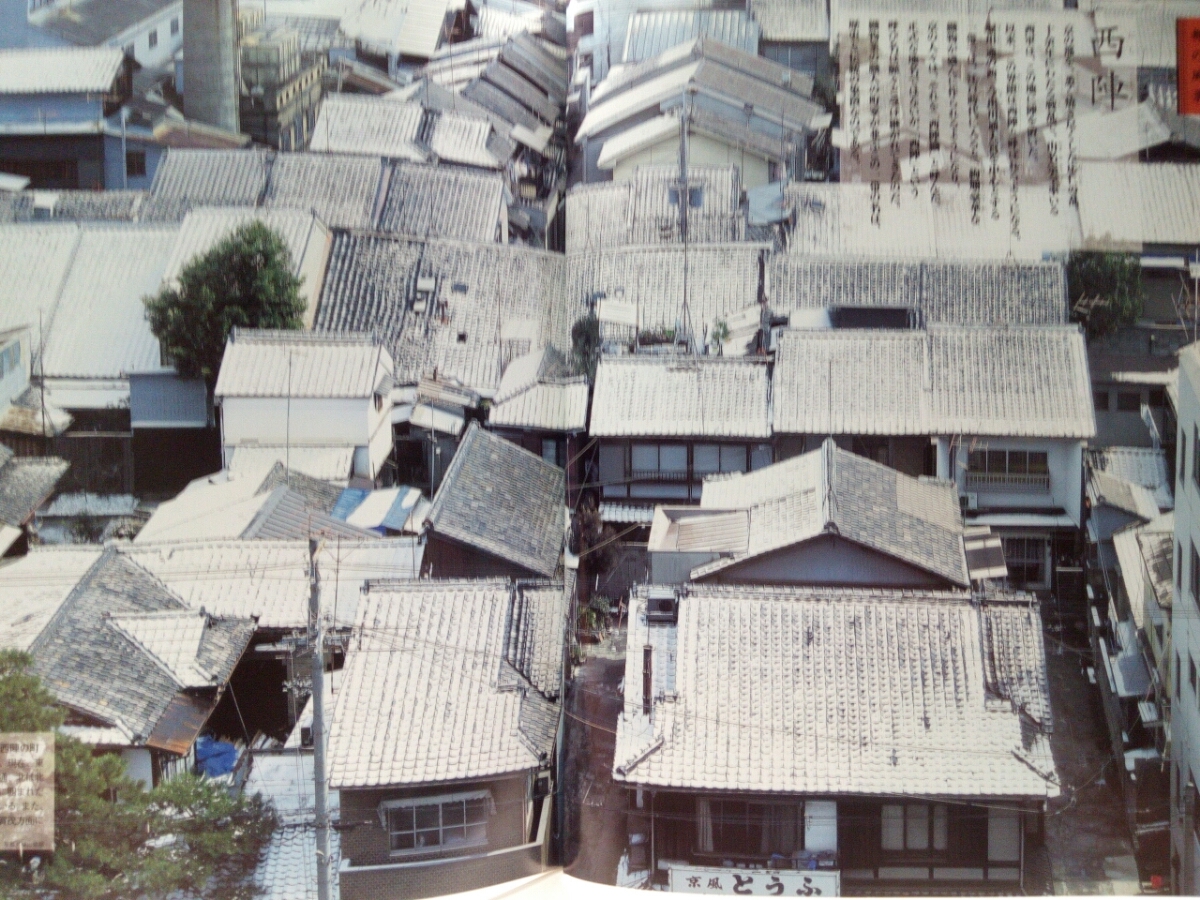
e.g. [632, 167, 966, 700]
[0, 47, 124, 95]
[749, 0, 829, 41]
[648, 506, 749, 552]
[429, 112, 503, 169]
[228, 446, 355, 483]
[309, 95, 428, 161]
[128, 370, 209, 428]
[339, 0, 451, 58]
[613, 585, 1057, 797]
[1088, 447, 1173, 511]
[590, 356, 772, 438]
[772, 326, 1096, 438]
[215, 330, 389, 398]
[163, 208, 325, 285]
[147, 149, 272, 210]
[0, 223, 82, 347]
[767, 256, 1069, 325]
[623, 9, 759, 63]
[1078, 162, 1200, 249]
[328, 579, 561, 788]
[41, 225, 179, 381]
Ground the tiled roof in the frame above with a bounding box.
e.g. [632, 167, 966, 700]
[376, 161, 505, 243]
[613, 585, 1058, 798]
[1079, 162, 1200, 249]
[566, 166, 746, 251]
[241, 487, 377, 542]
[784, 182, 1077, 260]
[147, 149, 272, 212]
[0, 47, 124, 94]
[0, 450, 68, 527]
[339, 0, 449, 58]
[262, 153, 384, 231]
[39, 0, 178, 45]
[489, 348, 589, 431]
[695, 440, 969, 586]
[41, 225, 179, 380]
[426, 422, 564, 577]
[328, 579, 562, 788]
[47, 190, 147, 221]
[108, 610, 228, 688]
[507, 577, 571, 698]
[623, 9, 760, 62]
[256, 824, 340, 900]
[316, 233, 567, 394]
[125, 538, 423, 630]
[767, 257, 1068, 326]
[215, 329, 390, 399]
[749, 0, 829, 41]
[0, 547, 102, 652]
[163, 208, 325, 286]
[567, 243, 765, 341]
[590, 356, 772, 438]
[309, 95, 428, 161]
[978, 597, 1054, 728]
[772, 326, 1096, 438]
[29, 551, 253, 742]
[1089, 447, 1173, 511]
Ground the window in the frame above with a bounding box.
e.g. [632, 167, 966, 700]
[122, 43, 134, 58]
[170, 16, 179, 35]
[966, 449, 1049, 490]
[881, 804, 949, 853]
[1190, 656, 1197, 695]
[697, 799, 804, 857]
[1004, 537, 1046, 586]
[125, 151, 146, 178]
[1116, 391, 1141, 412]
[599, 444, 627, 498]
[1093, 389, 1109, 412]
[542, 438, 560, 466]
[1192, 542, 1199, 604]
[0, 340, 19, 379]
[574, 10, 594, 35]
[383, 793, 491, 855]
[1194, 425, 1199, 491]
[148, 28, 157, 49]
[1149, 388, 1166, 408]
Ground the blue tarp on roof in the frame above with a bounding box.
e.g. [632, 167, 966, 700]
[381, 487, 421, 532]
[331, 488, 370, 521]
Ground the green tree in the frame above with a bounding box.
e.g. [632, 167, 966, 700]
[570, 314, 601, 382]
[144, 221, 305, 389]
[0, 650, 276, 900]
[1067, 251, 1144, 340]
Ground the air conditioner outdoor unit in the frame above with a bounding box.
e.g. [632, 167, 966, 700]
[645, 587, 678, 624]
[962, 492, 979, 510]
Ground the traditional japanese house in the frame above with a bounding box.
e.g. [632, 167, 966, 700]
[614, 583, 1058, 892]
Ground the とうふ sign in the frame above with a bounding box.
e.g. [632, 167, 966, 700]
[669, 865, 840, 896]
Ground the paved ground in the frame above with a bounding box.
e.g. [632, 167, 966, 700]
[562, 628, 630, 885]
[1041, 607, 1142, 896]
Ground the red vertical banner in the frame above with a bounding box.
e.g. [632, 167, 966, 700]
[1179, 18, 1200, 114]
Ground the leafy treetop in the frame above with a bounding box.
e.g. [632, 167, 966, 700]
[0, 649, 277, 900]
[144, 221, 305, 389]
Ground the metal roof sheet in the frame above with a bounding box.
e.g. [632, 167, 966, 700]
[41, 225, 178, 381]
[0, 47, 124, 94]
[328, 579, 562, 788]
[308, 95, 428, 161]
[1088, 447, 1173, 511]
[772, 325, 1096, 438]
[429, 112, 503, 169]
[339, 0, 451, 58]
[163, 207, 325, 285]
[590, 356, 772, 438]
[147, 149, 272, 211]
[613, 585, 1057, 798]
[1078, 162, 1200, 249]
[0, 223, 81, 351]
[215, 329, 389, 398]
[623, 9, 759, 62]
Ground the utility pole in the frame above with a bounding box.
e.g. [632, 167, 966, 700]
[309, 537, 331, 900]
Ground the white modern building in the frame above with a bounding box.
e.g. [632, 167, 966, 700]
[1171, 342, 1200, 894]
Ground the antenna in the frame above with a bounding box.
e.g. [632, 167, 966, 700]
[286, 349, 292, 487]
[309, 538, 331, 900]
[677, 89, 695, 355]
